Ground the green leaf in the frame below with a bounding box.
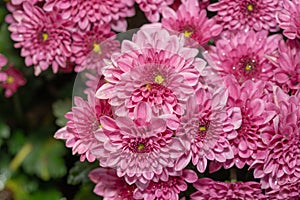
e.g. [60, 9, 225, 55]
[68, 161, 98, 185]
[7, 130, 26, 155]
[30, 189, 62, 200]
[22, 138, 67, 181]
[74, 183, 101, 200]
[0, 121, 10, 147]
[52, 99, 72, 127]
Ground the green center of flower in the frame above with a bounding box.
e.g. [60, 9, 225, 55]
[42, 33, 49, 41]
[98, 124, 103, 129]
[183, 30, 193, 38]
[7, 76, 14, 84]
[247, 3, 254, 11]
[137, 143, 145, 151]
[154, 74, 164, 84]
[93, 43, 102, 55]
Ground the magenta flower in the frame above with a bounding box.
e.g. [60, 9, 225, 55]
[208, 0, 282, 32]
[89, 168, 136, 200]
[251, 87, 300, 190]
[191, 178, 267, 200]
[1, 65, 26, 98]
[44, 0, 135, 32]
[170, 0, 210, 11]
[8, 2, 73, 75]
[266, 181, 300, 200]
[208, 30, 281, 83]
[175, 87, 239, 173]
[92, 102, 185, 188]
[161, 0, 222, 46]
[0, 54, 8, 82]
[135, 0, 174, 22]
[71, 24, 120, 72]
[216, 76, 276, 170]
[276, 0, 300, 39]
[54, 91, 112, 162]
[133, 169, 197, 200]
[96, 28, 206, 121]
[274, 39, 300, 94]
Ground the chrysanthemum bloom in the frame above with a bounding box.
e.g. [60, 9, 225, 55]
[273, 39, 300, 94]
[1, 66, 26, 98]
[54, 91, 112, 162]
[191, 178, 267, 200]
[208, 0, 282, 32]
[162, 0, 222, 46]
[43, 0, 135, 31]
[71, 24, 120, 72]
[175, 87, 239, 173]
[0, 54, 8, 82]
[92, 102, 186, 189]
[135, 0, 174, 22]
[276, 0, 300, 39]
[266, 181, 300, 200]
[210, 76, 276, 170]
[133, 169, 197, 200]
[10, 0, 42, 5]
[251, 87, 300, 190]
[89, 168, 136, 200]
[96, 29, 206, 121]
[208, 30, 281, 83]
[8, 2, 73, 75]
[169, 0, 210, 12]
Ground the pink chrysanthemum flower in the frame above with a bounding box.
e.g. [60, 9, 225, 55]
[10, 0, 41, 5]
[135, 0, 174, 22]
[133, 169, 198, 200]
[208, 30, 281, 83]
[43, 0, 135, 32]
[170, 0, 211, 11]
[92, 102, 185, 188]
[96, 29, 206, 121]
[71, 24, 120, 72]
[208, 0, 282, 32]
[251, 87, 300, 190]
[0, 54, 8, 82]
[266, 181, 300, 200]
[273, 39, 300, 94]
[276, 0, 300, 39]
[210, 76, 276, 170]
[175, 87, 239, 173]
[1, 65, 26, 98]
[8, 2, 73, 75]
[54, 91, 112, 162]
[162, 0, 222, 46]
[191, 178, 267, 200]
[89, 168, 136, 200]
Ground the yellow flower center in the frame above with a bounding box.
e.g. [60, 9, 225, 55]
[145, 83, 152, 91]
[183, 30, 193, 38]
[93, 43, 102, 55]
[154, 74, 164, 84]
[247, 3, 254, 11]
[42, 33, 49, 41]
[199, 125, 206, 131]
[99, 124, 103, 129]
[245, 63, 253, 71]
[137, 143, 145, 151]
[7, 76, 14, 84]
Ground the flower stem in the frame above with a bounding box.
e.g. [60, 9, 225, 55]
[9, 142, 32, 171]
[230, 168, 237, 182]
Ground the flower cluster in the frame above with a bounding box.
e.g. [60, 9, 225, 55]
[4, 0, 300, 199]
